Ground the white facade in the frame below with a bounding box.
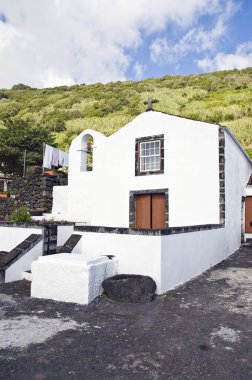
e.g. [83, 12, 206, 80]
[49, 111, 252, 296]
[53, 112, 220, 227]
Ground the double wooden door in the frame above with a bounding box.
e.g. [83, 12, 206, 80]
[135, 193, 166, 229]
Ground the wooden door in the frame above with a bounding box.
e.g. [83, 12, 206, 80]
[135, 193, 166, 229]
[245, 197, 252, 233]
[136, 194, 151, 229]
[152, 194, 166, 229]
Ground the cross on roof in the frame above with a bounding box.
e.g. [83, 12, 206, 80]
[144, 97, 158, 112]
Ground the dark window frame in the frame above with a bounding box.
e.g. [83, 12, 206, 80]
[129, 188, 169, 229]
[135, 134, 164, 176]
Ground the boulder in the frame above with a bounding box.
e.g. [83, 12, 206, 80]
[102, 274, 156, 303]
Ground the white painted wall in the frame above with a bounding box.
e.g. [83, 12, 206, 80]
[31, 254, 117, 304]
[57, 225, 74, 246]
[67, 129, 251, 294]
[246, 187, 252, 196]
[50, 112, 252, 297]
[71, 237, 84, 254]
[73, 232, 162, 291]
[52, 186, 68, 217]
[224, 131, 251, 250]
[53, 112, 220, 227]
[5, 240, 43, 283]
[161, 129, 252, 292]
[0, 227, 42, 251]
[160, 228, 227, 292]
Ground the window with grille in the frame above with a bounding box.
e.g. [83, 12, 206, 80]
[140, 140, 160, 172]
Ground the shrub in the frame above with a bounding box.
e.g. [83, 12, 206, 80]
[12, 83, 31, 90]
[8, 206, 32, 222]
[0, 92, 8, 100]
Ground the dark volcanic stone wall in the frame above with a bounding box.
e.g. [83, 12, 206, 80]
[0, 198, 14, 220]
[0, 175, 67, 220]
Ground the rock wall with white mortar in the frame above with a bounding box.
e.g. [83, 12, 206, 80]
[31, 254, 117, 304]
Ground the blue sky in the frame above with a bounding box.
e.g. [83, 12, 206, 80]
[127, 0, 252, 79]
[0, 0, 251, 88]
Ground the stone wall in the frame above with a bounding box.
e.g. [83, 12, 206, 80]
[0, 198, 14, 220]
[0, 175, 67, 220]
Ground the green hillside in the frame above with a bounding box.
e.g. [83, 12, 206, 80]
[0, 67, 252, 173]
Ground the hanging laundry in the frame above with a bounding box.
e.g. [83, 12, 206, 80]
[43, 144, 68, 169]
[58, 150, 65, 166]
[62, 152, 69, 167]
[43, 144, 54, 169]
[51, 148, 59, 166]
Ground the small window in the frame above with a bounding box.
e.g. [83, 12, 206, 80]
[135, 134, 164, 176]
[140, 140, 160, 172]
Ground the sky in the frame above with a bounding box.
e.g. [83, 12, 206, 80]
[0, 0, 251, 89]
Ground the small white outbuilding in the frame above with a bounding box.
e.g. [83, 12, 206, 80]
[50, 111, 251, 294]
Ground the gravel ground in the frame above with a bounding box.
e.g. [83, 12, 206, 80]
[0, 242, 251, 380]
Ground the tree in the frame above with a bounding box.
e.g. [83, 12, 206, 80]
[0, 119, 53, 176]
[11, 83, 32, 90]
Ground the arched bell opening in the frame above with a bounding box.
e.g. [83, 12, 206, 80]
[80, 134, 94, 172]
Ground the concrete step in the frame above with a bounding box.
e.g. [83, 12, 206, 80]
[22, 270, 32, 282]
[58, 234, 82, 253]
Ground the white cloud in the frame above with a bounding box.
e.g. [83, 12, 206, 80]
[150, 0, 238, 64]
[133, 62, 145, 81]
[197, 40, 252, 71]
[0, 0, 238, 88]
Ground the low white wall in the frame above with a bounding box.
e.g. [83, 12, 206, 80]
[5, 240, 43, 283]
[160, 228, 229, 292]
[0, 227, 42, 251]
[76, 228, 231, 295]
[31, 254, 117, 304]
[76, 232, 162, 292]
[57, 225, 74, 246]
[72, 237, 84, 254]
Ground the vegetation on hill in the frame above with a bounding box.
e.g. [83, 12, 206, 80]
[0, 67, 252, 174]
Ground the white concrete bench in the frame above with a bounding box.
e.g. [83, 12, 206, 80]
[31, 253, 117, 304]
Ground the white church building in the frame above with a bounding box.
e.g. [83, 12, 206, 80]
[46, 110, 252, 296]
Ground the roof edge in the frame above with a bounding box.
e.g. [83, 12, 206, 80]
[221, 126, 252, 167]
[150, 111, 252, 167]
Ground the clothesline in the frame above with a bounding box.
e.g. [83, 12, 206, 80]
[43, 144, 69, 169]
